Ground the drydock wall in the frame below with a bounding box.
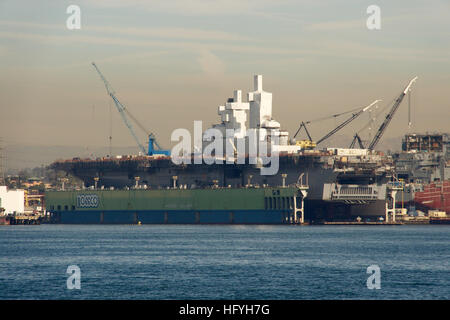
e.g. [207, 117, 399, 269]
[45, 187, 301, 224]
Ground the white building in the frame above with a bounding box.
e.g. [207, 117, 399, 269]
[0, 186, 25, 215]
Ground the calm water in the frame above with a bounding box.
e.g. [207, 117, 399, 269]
[0, 225, 449, 300]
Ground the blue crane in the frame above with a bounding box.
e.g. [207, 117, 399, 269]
[92, 62, 170, 156]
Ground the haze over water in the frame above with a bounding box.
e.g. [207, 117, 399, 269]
[2, 1, 450, 172]
[0, 225, 448, 299]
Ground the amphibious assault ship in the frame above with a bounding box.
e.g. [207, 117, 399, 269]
[51, 74, 417, 222]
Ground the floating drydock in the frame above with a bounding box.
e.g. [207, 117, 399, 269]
[46, 186, 309, 225]
[51, 75, 395, 221]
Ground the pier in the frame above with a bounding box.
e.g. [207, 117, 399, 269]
[8, 215, 42, 225]
[320, 221, 403, 225]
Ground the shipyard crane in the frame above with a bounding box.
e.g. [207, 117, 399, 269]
[293, 105, 363, 139]
[92, 62, 170, 156]
[292, 121, 316, 149]
[293, 121, 313, 141]
[367, 77, 418, 150]
[293, 100, 380, 149]
[349, 133, 365, 149]
[120, 106, 168, 155]
[293, 107, 361, 149]
[316, 99, 381, 145]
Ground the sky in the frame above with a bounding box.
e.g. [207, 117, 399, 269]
[0, 0, 449, 163]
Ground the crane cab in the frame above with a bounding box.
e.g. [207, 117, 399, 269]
[295, 140, 316, 150]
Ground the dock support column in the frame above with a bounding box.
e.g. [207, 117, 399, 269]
[294, 188, 308, 224]
[386, 183, 402, 222]
[281, 173, 287, 188]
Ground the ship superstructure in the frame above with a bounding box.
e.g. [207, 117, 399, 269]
[203, 75, 301, 155]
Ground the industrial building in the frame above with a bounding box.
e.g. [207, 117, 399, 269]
[0, 186, 25, 215]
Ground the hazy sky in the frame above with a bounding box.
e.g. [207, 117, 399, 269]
[1, 0, 449, 156]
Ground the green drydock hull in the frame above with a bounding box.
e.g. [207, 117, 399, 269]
[46, 187, 306, 224]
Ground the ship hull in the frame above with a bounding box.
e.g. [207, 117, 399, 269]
[61, 155, 338, 200]
[0, 216, 11, 225]
[53, 209, 293, 225]
[73, 165, 335, 200]
[305, 199, 386, 222]
[412, 180, 450, 214]
[52, 201, 388, 224]
[52, 153, 390, 220]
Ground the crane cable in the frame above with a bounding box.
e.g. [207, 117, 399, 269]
[295, 104, 372, 139]
[303, 105, 367, 125]
[355, 96, 396, 135]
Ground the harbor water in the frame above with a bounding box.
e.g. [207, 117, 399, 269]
[0, 225, 449, 299]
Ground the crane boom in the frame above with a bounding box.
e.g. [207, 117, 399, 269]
[92, 62, 147, 154]
[349, 133, 365, 149]
[293, 121, 313, 141]
[367, 77, 418, 150]
[316, 100, 380, 145]
[121, 109, 163, 150]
